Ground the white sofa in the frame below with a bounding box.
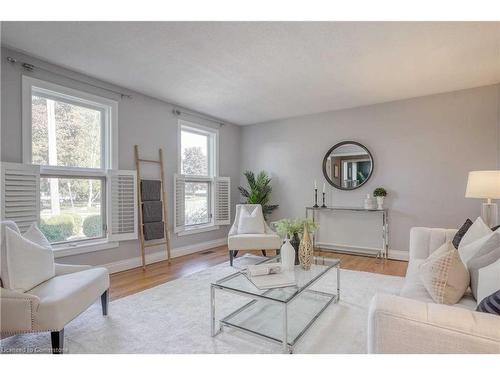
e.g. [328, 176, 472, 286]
[368, 227, 500, 354]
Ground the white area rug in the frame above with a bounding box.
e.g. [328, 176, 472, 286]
[1, 256, 404, 354]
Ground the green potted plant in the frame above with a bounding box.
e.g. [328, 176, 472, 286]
[373, 187, 387, 209]
[238, 171, 278, 220]
[274, 218, 319, 265]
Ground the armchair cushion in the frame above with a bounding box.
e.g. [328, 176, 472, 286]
[28, 267, 109, 331]
[24, 223, 52, 249]
[228, 233, 282, 251]
[237, 205, 265, 234]
[4, 226, 55, 292]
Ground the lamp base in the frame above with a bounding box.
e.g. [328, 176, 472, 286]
[482, 202, 498, 228]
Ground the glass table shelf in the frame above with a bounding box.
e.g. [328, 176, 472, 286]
[211, 256, 340, 353]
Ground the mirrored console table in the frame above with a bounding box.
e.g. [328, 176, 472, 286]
[305, 206, 389, 259]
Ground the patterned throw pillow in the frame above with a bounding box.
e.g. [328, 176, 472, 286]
[476, 290, 500, 315]
[419, 242, 470, 305]
[452, 219, 473, 249]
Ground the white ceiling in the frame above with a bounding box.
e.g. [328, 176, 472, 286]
[2, 22, 500, 125]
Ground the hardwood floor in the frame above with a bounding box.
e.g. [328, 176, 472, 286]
[109, 247, 408, 301]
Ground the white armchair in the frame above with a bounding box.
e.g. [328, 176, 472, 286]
[0, 221, 110, 354]
[227, 204, 282, 266]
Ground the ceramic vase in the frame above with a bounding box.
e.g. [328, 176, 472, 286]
[280, 238, 295, 271]
[289, 232, 301, 265]
[299, 225, 314, 270]
[364, 194, 375, 210]
[376, 196, 385, 209]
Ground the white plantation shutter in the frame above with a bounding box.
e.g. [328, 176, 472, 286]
[214, 177, 231, 225]
[1, 162, 40, 233]
[174, 174, 185, 233]
[107, 170, 138, 241]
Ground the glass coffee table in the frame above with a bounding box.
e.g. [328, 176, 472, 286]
[210, 256, 340, 353]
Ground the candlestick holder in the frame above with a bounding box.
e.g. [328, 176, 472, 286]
[321, 192, 327, 208]
[313, 188, 319, 208]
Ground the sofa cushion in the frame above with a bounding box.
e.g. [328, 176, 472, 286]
[458, 217, 492, 264]
[476, 259, 500, 304]
[29, 267, 109, 331]
[476, 290, 500, 315]
[4, 227, 55, 292]
[228, 233, 282, 250]
[452, 218, 473, 249]
[401, 260, 476, 310]
[418, 242, 470, 305]
[467, 237, 500, 300]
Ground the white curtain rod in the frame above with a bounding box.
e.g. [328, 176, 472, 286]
[6, 56, 133, 99]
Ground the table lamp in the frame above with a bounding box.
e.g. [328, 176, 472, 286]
[465, 170, 500, 227]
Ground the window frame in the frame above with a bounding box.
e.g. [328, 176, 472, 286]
[22, 76, 118, 170]
[177, 120, 219, 234]
[22, 76, 119, 249]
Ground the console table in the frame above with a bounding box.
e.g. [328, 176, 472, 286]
[305, 206, 389, 259]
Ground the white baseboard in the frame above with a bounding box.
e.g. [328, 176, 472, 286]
[316, 242, 408, 261]
[102, 237, 227, 274]
[387, 249, 409, 261]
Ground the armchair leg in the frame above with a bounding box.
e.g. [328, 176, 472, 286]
[101, 289, 109, 316]
[51, 329, 64, 354]
[261, 250, 267, 257]
[230, 250, 239, 266]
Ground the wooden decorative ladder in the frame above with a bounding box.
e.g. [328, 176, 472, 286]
[134, 145, 172, 269]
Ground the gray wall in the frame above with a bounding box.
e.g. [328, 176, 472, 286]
[2, 46, 499, 263]
[241, 84, 500, 253]
[1, 47, 241, 266]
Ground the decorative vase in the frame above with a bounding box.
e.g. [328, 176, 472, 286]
[289, 232, 301, 265]
[280, 238, 295, 271]
[364, 194, 375, 210]
[376, 196, 385, 209]
[299, 225, 314, 270]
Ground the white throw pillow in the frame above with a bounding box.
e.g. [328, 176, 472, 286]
[237, 206, 265, 234]
[4, 227, 55, 292]
[24, 223, 52, 249]
[458, 217, 492, 264]
[477, 258, 500, 304]
[0, 221, 21, 287]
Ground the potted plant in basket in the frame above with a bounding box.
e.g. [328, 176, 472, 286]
[373, 187, 387, 209]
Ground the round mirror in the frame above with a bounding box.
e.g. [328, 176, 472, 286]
[322, 141, 374, 190]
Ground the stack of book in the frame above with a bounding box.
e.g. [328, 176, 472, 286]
[244, 263, 296, 290]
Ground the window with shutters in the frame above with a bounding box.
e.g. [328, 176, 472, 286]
[175, 120, 230, 235]
[22, 76, 121, 247]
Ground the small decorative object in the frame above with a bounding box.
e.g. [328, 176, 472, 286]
[275, 218, 319, 266]
[373, 187, 387, 210]
[321, 183, 327, 208]
[280, 237, 296, 271]
[313, 180, 319, 208]
[364, 194, 376, 210]
[290, 232, 301, 265]
[299, 224, 314, 270]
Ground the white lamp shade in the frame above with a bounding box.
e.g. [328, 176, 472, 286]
[465, 171, 500, 199]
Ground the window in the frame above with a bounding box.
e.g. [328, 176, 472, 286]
[23, 77, 118, 246]
[177, 121, 218, 232]
[174, 120, 230, 234]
